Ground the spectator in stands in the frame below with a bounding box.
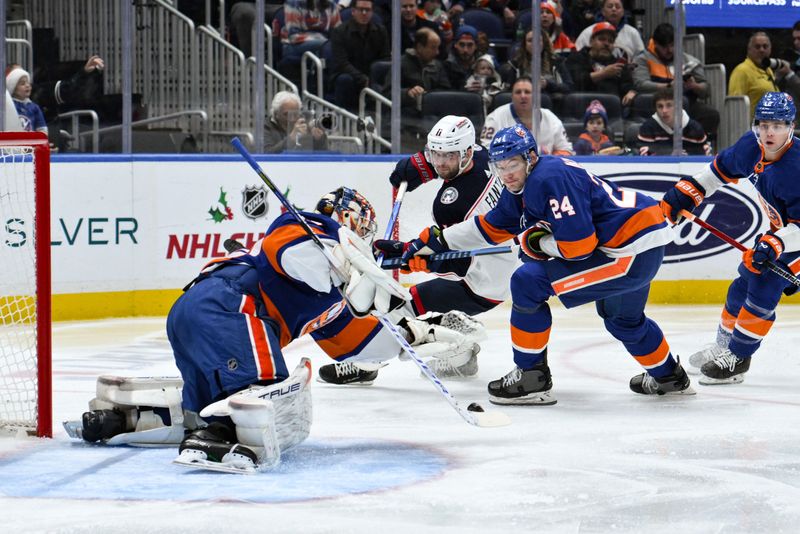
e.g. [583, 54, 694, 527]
[566, 22, 636, 107]
[31, 55, 105, 124]
[729, 32, 790, 120]
[330, 0, 390, 110]
[541, 1, 575, 58]
[229, 1, 285, 57]
[395, 27, 451, 111]
[280, 0, 341, 75]
[480, 76, 574, 155]
[444, 25, 481, 91]
[573, 99, 620, 155]
[6, 67, 47, 134]
[778, 21, 800, 120]
[633, 23, 719, 141]
[637, 88, 709, 156]
[566, 0, 598, 39]
[574, 0, 644, 59]
[466, 54, 504, 114]
[399, 0, 440, 54]
[263, 91, 328, 153]
[499, 30, 573, 110]
[417, 0, 453, 51]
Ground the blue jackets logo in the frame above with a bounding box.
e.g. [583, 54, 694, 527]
[604, 172, 763, 263]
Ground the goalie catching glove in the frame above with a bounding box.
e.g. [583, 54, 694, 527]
[333, 227, 411, 318]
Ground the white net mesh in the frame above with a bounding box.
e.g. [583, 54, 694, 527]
[0, 146, 40, 434]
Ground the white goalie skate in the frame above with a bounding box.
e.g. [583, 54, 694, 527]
[413, 311, 487, 379]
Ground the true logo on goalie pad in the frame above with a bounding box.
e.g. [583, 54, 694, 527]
[258, 382, 301, 400]
[242, 186, 269, 220]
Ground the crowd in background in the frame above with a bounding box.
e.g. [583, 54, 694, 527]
[10, 1, 800, 155]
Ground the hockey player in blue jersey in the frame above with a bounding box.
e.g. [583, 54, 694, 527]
[661, 92, 800, 385]
[165, 187, 478, 472]
[400, 124, 695, 404]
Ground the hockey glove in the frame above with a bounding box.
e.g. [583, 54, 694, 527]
[403, 255, 472, 276]
[389, 152, 436, 192]
[660, 177, 705, 225]
[743, 232, 784, 274]
[401, 225, 451, 267]
[373, 239, 408, 258]
[520, 222, 552, 261]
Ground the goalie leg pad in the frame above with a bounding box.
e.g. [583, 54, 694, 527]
[199, 358, 313, 458]
[64, 376, 187, 445]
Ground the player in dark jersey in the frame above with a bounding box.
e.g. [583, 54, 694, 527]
[401, 124, 695, 405]
[662, 92, 800, 385]
[318, 116, 517, 385]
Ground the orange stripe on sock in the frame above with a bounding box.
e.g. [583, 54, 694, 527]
[510, 324, 550, 353]
[720, 308, 737, 332]
[736, 308, 774, 338]
[632, 338, 670, 368]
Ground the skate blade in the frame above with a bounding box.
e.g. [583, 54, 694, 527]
[662, 385, 697, 396]
[315, 376, 375, 386]
[699, 374, 745, 386]
[685, 366, 702, 376]
[173, 450, 257, 475]
[489, 391, 557, 406]
[62, 420, 83, 440]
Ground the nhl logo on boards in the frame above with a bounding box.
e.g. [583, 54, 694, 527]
[440, 187, 459, 204]
[242, 186, 269, 220]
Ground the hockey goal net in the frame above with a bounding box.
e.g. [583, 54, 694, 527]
[0, 132, 51, 438]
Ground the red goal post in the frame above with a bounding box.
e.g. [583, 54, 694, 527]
[0, 131, 51, 438]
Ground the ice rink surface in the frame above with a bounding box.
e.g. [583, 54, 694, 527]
[2, 304, 800, 534]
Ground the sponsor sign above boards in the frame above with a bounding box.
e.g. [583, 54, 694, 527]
[30, 156, 771, 298]
[666, 0, 800, 29]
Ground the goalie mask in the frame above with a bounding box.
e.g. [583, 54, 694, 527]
[425, 115, 476, 179]
[315, 187, 378, 242]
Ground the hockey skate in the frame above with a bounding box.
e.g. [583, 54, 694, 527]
[317, 360, 379, 385]
[699, 349, 750, 385]
[488, 362, 556, 405]
[630, 362, 696, 395]
[687, 343, 728, 374]
[173, 422, 260, 474]
[425, 345, 479, 379]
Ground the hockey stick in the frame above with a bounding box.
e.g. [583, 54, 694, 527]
[376, 180, 408, 265]
[380, 245, 516, 269]
[679, 209, 800, 288]
[231, 138, 510, 428]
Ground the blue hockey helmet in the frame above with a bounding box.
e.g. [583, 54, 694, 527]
[754, 92, 796, 124]
[488, 123, 539, 163]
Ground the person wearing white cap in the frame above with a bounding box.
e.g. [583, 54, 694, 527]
[6, 67, 47, 134]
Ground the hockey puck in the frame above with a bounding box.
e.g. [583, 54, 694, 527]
[467, 402, 484, 412]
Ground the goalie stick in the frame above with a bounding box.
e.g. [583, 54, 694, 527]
[231, 138, 510, 428]
[679, 209, 800, 288]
